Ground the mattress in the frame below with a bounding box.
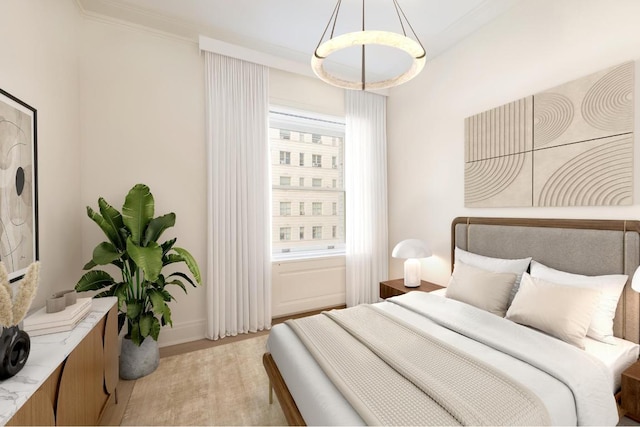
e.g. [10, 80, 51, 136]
[267, 293, 603, 426]
[584, 336, 639, 392]
[268, 321, 366, 426]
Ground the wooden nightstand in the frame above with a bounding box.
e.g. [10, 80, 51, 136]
[380, 278, 444, 299]
[621, 361, 640, 421]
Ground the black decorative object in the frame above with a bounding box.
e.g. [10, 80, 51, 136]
[0, 325, 31, 380]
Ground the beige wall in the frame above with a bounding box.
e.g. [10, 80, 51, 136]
[79, 17, 207, 346]
[270, 68, 344, 116]
[387, 0, 640, 287]
[0, 0, 83, 310]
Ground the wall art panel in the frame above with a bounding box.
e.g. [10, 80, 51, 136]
[533, 62, 633, 150]
[465, 152, 532, 207]
[464, 61, 634, 207]
[464, 97, 533, 163]
[533, 134, 632, 206]
[0, 88, 38, 281]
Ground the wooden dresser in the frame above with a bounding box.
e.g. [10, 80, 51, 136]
[0, 297, 118, 426]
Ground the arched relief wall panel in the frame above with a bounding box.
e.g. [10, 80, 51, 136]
[464, 61, 634, 207]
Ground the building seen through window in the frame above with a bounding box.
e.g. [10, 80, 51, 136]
[280, 151, 290, 165]
[279, 227, 291, 241]
[279, 176, 291, 186]
[270, 107, 345, 258]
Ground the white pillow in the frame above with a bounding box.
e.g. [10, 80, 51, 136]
[506, 273, 600, 349]
[529, 260, 627, 345]
[446, 262, 516, 317]
[454, 247, 531, 303]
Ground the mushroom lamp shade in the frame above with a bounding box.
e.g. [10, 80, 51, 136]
[392, 239, 432, 288]
[632, 266, 640, 293]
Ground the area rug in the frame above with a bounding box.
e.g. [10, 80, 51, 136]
[121, 335, 287, 426]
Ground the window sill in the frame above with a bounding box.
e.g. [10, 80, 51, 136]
[272, 249, 346, 262]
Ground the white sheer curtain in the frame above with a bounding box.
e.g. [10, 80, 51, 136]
[345, 90, 389, 306]
[204, 52, 271, 340]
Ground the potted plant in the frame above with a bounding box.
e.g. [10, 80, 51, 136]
[76, 183, 201, 379]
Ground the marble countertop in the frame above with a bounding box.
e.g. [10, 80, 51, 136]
[0, 297, 117, 425]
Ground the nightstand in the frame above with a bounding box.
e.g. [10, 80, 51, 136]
[621, 361, 640, 421]
[380, 278, 444, 299]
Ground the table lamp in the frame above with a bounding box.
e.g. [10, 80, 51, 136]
[632, 266, 640, 292]
[392, 239, 432, 288]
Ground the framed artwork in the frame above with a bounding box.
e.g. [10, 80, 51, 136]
[0, 88, 38, 282]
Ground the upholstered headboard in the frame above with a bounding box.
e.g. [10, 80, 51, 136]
[451, 217, 640, 344]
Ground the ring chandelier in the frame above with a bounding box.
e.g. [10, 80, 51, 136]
[311, 0, 426, 91]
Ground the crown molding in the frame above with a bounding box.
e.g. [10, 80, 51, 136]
[75, 0, 521, 94]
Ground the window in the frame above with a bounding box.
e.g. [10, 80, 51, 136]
[279, 227, 291, 241]
[270, 107, 345, 259]
[313, 226, 322, 239]
[279, 176, 291, 186]
[280, 151, 290, 165]
[312, 202, 322, 216]
[280, 202, 291, 216]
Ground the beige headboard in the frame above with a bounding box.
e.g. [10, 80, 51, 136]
[451, 217, 640, 344]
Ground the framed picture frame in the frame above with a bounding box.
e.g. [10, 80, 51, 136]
[0, 88, 38, 282]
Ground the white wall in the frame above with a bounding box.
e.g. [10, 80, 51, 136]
[387, 0, 640, 287]
[0, 0, 83, 310]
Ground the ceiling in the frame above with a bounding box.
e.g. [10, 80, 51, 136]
[78, 0, 520, 83]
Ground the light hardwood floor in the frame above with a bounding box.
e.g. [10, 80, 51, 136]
[100, 305, 344, 425]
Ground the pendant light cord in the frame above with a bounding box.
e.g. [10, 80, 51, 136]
[361, 0, 366, 90]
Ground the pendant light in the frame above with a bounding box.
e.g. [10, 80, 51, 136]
[311, 0, 426, 91]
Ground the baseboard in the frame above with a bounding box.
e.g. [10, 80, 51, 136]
[156, 304, 347, 349]
[157, 319, 206, 348]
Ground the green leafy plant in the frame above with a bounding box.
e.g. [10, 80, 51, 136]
[76, 184, 201, 346]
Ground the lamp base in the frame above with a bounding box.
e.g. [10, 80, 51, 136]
[403, 258, 421, 288]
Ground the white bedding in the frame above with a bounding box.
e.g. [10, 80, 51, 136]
[584, 336, 639, 392]
[267, 291, 620, 425]
[434, 287, 640, 393]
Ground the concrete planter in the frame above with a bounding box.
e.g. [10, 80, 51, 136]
[119, 336, 159, 380]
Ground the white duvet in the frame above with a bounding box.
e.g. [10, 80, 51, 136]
[388, 292, 619, 426]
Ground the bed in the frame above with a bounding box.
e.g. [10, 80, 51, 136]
[263, 217, 640, 426]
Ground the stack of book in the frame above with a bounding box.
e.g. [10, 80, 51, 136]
[23, 298, 92, 336]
